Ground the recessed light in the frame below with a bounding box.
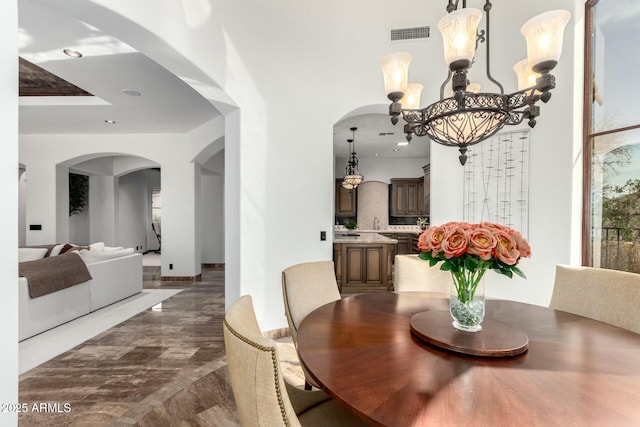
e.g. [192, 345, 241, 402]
[63, 49, 83, 58]
[374, 153, 380, 157]
[396, 141, 409, 146]
[122, 89, 142, 97]
[393, 148, 400, 152]
[104, 119, 116, 124]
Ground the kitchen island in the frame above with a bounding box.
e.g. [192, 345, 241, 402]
[334, 232, 397, 293]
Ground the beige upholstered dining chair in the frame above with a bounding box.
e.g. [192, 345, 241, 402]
[550, 264, 640, 334]
[223, 295, 368, 427]
[281, 261, 341, 390]
[394, 254, 451, 292]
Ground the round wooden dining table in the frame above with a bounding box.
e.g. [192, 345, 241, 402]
[296, 292, 640, 427]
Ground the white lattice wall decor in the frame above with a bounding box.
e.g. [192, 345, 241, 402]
[463, 130, 530, 238]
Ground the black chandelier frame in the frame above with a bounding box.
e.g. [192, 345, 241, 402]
[387, 0, 558, 165]
[342, 126, 363, 189]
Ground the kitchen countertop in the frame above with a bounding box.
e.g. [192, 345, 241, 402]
[334, 232, 398, 244]
[334, 226, 423, 235]
[355, 229, 422, 235]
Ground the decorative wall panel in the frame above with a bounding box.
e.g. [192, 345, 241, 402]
[463, 130, 530, 238]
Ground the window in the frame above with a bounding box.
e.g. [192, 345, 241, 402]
[584, 0, 640, 273]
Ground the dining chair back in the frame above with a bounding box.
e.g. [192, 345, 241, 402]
[550, 264, 640, 334]
[282, 261, 341, 390]
[281, 261, 341, 343]
[394, 254, 451, 292]
[223, 295, 369, 427]
[223, 295, 300, 426]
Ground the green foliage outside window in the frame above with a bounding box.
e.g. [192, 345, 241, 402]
[69, 173, 88, 216]
[602, 178, 640, 241]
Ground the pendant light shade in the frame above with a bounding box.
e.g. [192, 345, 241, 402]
[380, 52, 413, 101]
[437, 8, 482, 71]
[513, 59, 541, 91]
[400, 83, 424, 109]
[343, 174, 363, 187]
[342, 180, 356, 190]
[520, 10, 571, 73]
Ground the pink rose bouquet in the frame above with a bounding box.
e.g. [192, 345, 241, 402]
[418, 221, 531, 303]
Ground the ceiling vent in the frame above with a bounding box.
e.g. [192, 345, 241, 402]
[390, 26, 430, 42]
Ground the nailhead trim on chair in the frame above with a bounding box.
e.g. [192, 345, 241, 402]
[224, 318, 290, 427]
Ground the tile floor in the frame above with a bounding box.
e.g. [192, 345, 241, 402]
[19, 288, 182, 375]
[18, 266, 246, 426]
[19, 262, 307, 426]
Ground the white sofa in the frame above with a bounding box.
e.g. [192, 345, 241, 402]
[18, 248, 143, 341]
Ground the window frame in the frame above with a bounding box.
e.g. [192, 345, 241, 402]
[582, 0, 597, 265]
[582, 0, 640, 266]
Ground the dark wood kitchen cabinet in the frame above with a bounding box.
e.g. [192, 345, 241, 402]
[390, 178, 424, 216]
[410, 232, 421, 254]
[335, 179, 356, 217]
[422, 164, 430, 216]
[381, 232, 420, 255]
[334, 241, 395, 293]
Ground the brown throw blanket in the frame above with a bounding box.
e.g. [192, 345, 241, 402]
[19, 252, 92, 298]
[20, 244, 58, 257]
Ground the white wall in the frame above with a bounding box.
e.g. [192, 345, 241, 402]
[46, 0, 435, 331]
[18, 170, 26, 246]
[430, 1, 585, 306]
[162, 161, 202, 276]
[1, 0, 18, 423]
[72, 157, 160, 250]
[145, 169, 161, 252]
[224, 110, 241, 307]
[201, 174, 224, 263]
[24, 0, 585, 333]
[201, 150, 224, 263]
[89, 175, 117, 246]
[118, 171, 149, 251]
[23, 166, 152, 249]
[335, 156, 428, 183]
[69, 194, 90, 244]
[19, 117, 224, 278]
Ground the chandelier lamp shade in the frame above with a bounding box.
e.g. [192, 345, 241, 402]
[342, 127, 364, 189]
[380, 0, 570, 165]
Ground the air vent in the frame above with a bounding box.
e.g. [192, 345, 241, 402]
[390, 26, 430, 42]
[378, 132, 395, 136]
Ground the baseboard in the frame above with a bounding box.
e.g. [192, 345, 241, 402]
[202, 263, 224, 269]
[160, 274, 202, 282]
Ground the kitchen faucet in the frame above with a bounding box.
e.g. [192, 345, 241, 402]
[373, 217, 380, 230]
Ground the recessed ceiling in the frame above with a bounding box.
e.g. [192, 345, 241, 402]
[19, 57, 93, 97]
[18, 0, 219, 135]
[333, 113, 430, 160]
[19, 0, 428, 160]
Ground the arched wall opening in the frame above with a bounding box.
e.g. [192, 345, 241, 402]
[332, 104, 431, 230]
[65, 154, 160, 250]
[194, 137, 225, 266]
[19, 153, 162, 251]
[19, 1, 237, 284]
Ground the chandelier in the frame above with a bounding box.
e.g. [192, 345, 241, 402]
[380, 0, 570, 165]
[342, 127, 363, 189]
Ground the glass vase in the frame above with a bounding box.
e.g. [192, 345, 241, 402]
[449, 270, 485, 332]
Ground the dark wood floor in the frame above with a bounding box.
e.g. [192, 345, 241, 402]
[19, 266, 242, 426]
